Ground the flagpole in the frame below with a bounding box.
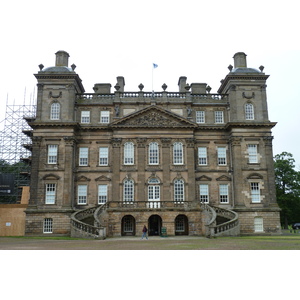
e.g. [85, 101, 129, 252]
[152, 63, 158, 93]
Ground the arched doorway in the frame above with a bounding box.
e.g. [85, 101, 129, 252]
[148, 215, 162, 236]
[121, 215, 136, 236]
[175, 214, 189, 235]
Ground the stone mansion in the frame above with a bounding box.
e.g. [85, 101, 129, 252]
[24, 50, 281, 237]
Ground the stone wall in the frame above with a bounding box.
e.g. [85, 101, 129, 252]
[237, 210, 281, 235]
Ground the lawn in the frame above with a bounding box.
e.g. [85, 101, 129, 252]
[1, 230, 300, 250]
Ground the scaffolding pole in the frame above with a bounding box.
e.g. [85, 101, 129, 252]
[0, 99, 36, 203]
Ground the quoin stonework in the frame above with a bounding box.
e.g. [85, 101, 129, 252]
[24, 51, 281, 238]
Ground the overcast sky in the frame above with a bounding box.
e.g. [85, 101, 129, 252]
[1, 0, 299, 168]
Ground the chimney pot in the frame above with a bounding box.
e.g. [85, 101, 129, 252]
[55, 50, 70, 67]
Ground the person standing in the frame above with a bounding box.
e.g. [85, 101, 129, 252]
[141, 225, 148, 240]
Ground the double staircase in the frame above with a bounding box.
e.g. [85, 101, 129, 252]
[70, 202, 239, 239]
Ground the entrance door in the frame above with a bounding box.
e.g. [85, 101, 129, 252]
[148, 215, 162, 236]
[121, 215, 136, 236]
[148, 185, 160, 208]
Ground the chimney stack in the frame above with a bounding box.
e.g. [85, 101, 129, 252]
[233, 52, 247, 68]
[178, 76, 187, 92]
[55, 50, 70, 67]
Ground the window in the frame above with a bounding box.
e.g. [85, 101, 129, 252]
[123, 179, 134, 203]
[196, 111, 205, 123]
[148, 185, 160, 201]
[149, 142, 159, 165]
[251, 182, 261, 203]
[47, 145, 58, 164]
[98, 185, 108, 204]
[50, 103, 60, 120]
[79, 147, 89, 166]
[198, 147, 207, 165]
[199, 184, 209, 203]
[175, 215, 186, 232]
[247, 144, 258, 163]
[174, 179, 184, 203]
[124, 142, 134, 165]
[245, 103, 254, 120]
[173, 142, 183, 165]
[254, 217, 264, 232]
[81, 111, 90, 123]
[78, 185, 87, 205]
[217, 147, 227, 165]
[219, 184, 229, 203]
[45, 183, 56, 204]
[43, 218, 53, 233]
[100, 111, 110, 123]
[215, 111, 224, 123]
[99, 147, 109, 166]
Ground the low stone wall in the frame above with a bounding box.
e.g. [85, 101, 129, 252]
[25, 211, 72, 236]
[236, 209, 281, 235]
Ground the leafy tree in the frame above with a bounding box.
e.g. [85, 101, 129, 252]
[274, 152, 300, 228]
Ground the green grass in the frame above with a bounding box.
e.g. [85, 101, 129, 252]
[1, 231, 300, 250]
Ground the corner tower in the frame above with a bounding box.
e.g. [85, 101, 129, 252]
[218, 52, 280, 234]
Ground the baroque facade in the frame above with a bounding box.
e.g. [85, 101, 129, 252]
[24, 50, 281, 237]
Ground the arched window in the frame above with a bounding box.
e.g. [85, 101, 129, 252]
[124, 142, 134, 165]
[50, 102, 60, 120]
[173, 142, 183, 165]
[245, 103, 254, 120]
[123, 179, 134, 203]
[149, 142, 159, 165]
[174, 179, 184, 203]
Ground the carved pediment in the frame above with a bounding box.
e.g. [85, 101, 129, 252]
[42, 173, 60, 180]
[196, 175, 212, 181]
[75, 175, 91, 182]
[95, 175, 111, 181]
[216, 175, 231, 181]
[247, 173, 263, 179]
[111, 106, 197, 128]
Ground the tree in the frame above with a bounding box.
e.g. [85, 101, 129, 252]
[274, 152, 300, 228]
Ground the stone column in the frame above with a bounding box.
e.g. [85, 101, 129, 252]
[28, 136, 42, 206]
[111, 138, 122, 203]
[186, 138, 196, 202]
[63, 137, 76, 208]
[161, 138, 171, 203]
[229, 137, 245, 207]
[263, 136, 278, 206]
[137, 138, 146, 203]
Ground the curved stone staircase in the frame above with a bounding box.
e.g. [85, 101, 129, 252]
[70, 202, 239, 239]
[70, 204, 107, 239]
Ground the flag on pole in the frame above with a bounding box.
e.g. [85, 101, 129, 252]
[153, 63, 158, 68]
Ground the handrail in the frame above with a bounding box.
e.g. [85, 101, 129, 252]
[71, 206, 106, 239]
[208, 205, 239, 237]
[75, 92, 228, 101]
[105, 200, 200, 209]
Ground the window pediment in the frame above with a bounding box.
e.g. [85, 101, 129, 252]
[42, 173, 60, 180]
[95, 175, 111, 181]
[216, 175, 231, 181]
[196, 175, 212, 181]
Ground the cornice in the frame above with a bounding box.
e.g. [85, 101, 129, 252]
[27, 121, 80, 129]
[218, 74, 269, 94]
[225, 122, 277, 130]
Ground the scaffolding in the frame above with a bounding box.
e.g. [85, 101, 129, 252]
[0, 95, 36, 203]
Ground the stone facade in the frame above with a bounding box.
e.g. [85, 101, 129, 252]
[25, 51, 281, 237]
